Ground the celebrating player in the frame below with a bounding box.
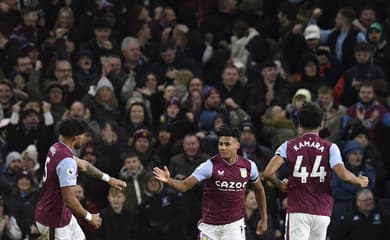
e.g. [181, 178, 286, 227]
[153, 126, 267, 240]
[35, 118, 126, 239]
[264, 103, 368, 240]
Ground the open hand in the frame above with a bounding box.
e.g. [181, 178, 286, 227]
[108, 177, 127, 191]
[153, 166, 171, 183]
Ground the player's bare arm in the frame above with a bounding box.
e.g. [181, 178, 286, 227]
[61, 186, 102, 229]
[264, 155, 287, 192]
[332, 163, 369, 187]
[75, 157, 127, 190]
[153, 166, 198, 192]
[252, 179, 268, 235]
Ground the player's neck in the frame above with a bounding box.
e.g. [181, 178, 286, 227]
[301, 128, 319, 135]
[222, 155, 238, 164]
[59, 137, 75, 149]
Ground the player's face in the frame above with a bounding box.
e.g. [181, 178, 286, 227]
[218, 136, 240, 161]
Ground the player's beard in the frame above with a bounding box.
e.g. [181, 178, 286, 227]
[74, 140, 84, 150]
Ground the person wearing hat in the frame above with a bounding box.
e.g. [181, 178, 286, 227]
[238, 120, 274, 172]
[6, 101, 55, 171]
[21, 144, 40, 181]
[310, 7, 367, 69]
[334, 42, 386, 106]
[238, 120, 284, 240]
[7, 170, 40, 238]
[331, 140, 376, 224]
[160, 96, 197, 145]
[0, 151, 23, 194]
[83, 75, 121, 125]
[73, 49, 99, 93]
[46, 82, 67, 122]
[137, 170, 188, 240]
[345, 122, 387, 196]
[199, 86, 221, 132]
[80, 17, 120, 64]
[245, 58, 291, 123]
[366, 22, 390, 82]
[78, 142, 111, 210]
[129, 128, 160, 170]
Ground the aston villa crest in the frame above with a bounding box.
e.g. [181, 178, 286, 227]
[240, 168, 247, 178]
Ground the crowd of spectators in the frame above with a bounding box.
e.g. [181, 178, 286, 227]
[0, 0, 390, 239]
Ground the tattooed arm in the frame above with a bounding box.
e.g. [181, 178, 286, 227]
[75, 157, 127, 190]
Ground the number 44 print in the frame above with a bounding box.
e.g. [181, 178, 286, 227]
[293, 155, 327, 183]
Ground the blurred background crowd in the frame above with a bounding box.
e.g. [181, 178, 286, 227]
[0, 0, 390, 239]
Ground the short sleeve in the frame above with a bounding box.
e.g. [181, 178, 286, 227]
[329, 143, 344, 168]
[191, 160, 213, 182]
[249, 160, 259, 183]
[56, 157, 78, 187]
[275, 141, 288, 159]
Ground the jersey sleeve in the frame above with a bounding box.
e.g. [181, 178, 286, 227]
[249, 160, 259, 183]
[329, 143, 344, 168]
[191, 159, 213, 182]
[56, 157, 78, 187]
[275, 141, 288, 159]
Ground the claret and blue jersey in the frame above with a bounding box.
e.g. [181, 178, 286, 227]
[191, 154, 259, 225]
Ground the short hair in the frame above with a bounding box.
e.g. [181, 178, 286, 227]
[123, 152, 139, 162]
[55, 59, 71, 69]
[298, 103, 324, 130]
[108, 187, 125, 197]
[121, 37, 140, 53]
[0, 79, 14, 90]
[217, 126, 239, 139]
[317, 86, 333, 96]
[58, 118, 89, 138]
[356, 188, 373, 200]
[338, 8, 356, 23]
[359, 81, 375, 91]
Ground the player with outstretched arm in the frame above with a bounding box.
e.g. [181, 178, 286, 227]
[35, 118, 126, 240]
[153, 126, 267, 240]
